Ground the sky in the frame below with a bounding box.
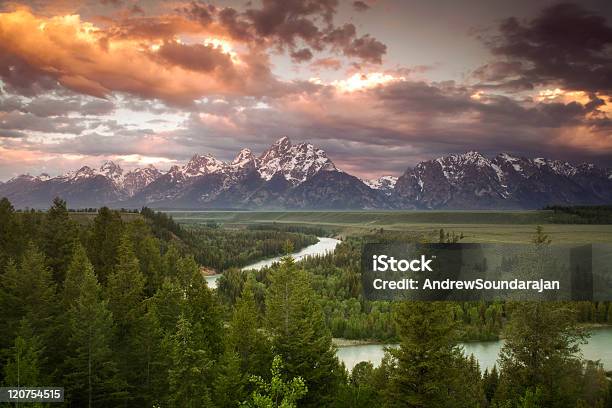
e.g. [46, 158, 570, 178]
[0, 0, 611, 180]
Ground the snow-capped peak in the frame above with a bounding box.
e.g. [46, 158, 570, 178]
[123, 165, 161, 196]
[232, 148, 255, 168]
[183, 154, 226, 177]
[259, 136, 292, 163]
[257, 137, 337, 184]
[99, 160, 123, 176]
[98, 161, 124, 185]
[364, 175, 398, 191]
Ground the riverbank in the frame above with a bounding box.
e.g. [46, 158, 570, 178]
[204, 237, 341, 289]
[336, 327, 612, 372]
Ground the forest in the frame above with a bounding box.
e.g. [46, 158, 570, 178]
[0, 197, 611, 407]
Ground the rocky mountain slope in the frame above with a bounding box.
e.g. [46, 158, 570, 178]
[1, 138, 610, 209]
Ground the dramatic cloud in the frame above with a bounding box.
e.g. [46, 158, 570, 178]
[0, 8, 285, 103]
[477, 3, 612, 93]
[181, 0, 387, 63]
[0, 1, 610, 180]
[352, 1, 370, 12]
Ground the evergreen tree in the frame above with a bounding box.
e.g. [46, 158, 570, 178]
[87, 207, 123, 284]
[126, 220, 163, 296]
[3, 320, 44, 388]
[149, 279, 184, 334]
[266, 256, 344, 407]
[182, 256, 224, 358]
[131, 306, 168, 406]
[167, 315, 215, 407]
[0, 197, 23, 269]
[385, 301, 483, 408]
[105, 234, 145, 333]
[495, 302, 587, 407]
[213, 350, 245, 407]
[228, 275, 272, 378]
[340, 362, 380, 408]
[105, 234, 146, 402]
[41, 198, 77, 283]
[64, 260, 126, 407]
[0, 243, 56, 352]
[483, 365, 499, 403]
[63, 242, 94, 309]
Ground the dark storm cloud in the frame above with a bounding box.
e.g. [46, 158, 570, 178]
[477, 2, 612, 92]
[290, 48, 314, 62]
[179, 0, 387, 64]
[352, 1, 370, 12]
[0, 112, 87, 134]
[376, 80, 595, 128]
[322, 23, 356, 47]
[0, 54, 60, 96]
[343, 35, 386, 64]
[176, 1, 216, 26]
[217, 7, 253, 41]
[156, 42, 234, 72]
[24, 97, 115, 117]
[0, 91, 115, 117]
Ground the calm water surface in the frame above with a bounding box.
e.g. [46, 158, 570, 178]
[204, 237, 341, 289]
[337, 327, 612, 372]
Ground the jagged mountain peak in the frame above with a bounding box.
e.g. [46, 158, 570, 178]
[183, 154, 226, 177]
[232, 148, 255, 168]
[257, 137, 337, 184]
[99, 160, 123, 175]
[259, 136, 292, 162]
[2, 143, 610, 210]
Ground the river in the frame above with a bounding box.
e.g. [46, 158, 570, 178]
[336, 327, 612, 372]
[202, 238, 612, 374]
[204, 237, 341, 289]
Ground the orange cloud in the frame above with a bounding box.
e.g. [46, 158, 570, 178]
[0, 8, 282, 104]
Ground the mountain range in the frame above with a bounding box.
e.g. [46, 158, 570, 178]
[1, 137, 611, 210]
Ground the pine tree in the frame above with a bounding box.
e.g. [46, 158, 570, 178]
[213, 350, 245, 407]
[385, 301, 483, 408]
[228, 275, 272, 378]
[64, 261, 126, 407]
[0, 243, 57, 351]
[105, 234, 146, 402]
[182, 256, 224, 358]
[105, 234, 145, 332]
[495, 302, 587, 407]
[483, 365, 499, 403]
[87, 207, 124, 284]
[0, 197, 23, 269]
[3, 320, 44, 388]
[130, 306, 168, 406]
[125, 219, 163, 295]
[149, 278, 184, 334]
[167, 315, 215, 407]
[266, 256, 344, 407]
[63, 242, 95, 309]
[41, 198, 77, 283]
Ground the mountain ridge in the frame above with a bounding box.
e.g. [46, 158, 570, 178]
[1, 137, 611, 209]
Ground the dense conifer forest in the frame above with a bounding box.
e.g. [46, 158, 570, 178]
[0, 197, 611, 407]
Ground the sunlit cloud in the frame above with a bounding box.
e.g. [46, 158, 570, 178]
[310, 72, 406, 93]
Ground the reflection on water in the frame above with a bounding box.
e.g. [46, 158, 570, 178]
[337, 328, 612, 372]
[204, 237, 341, 289]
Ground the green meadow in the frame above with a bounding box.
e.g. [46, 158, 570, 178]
[168, 210, 612, 244]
